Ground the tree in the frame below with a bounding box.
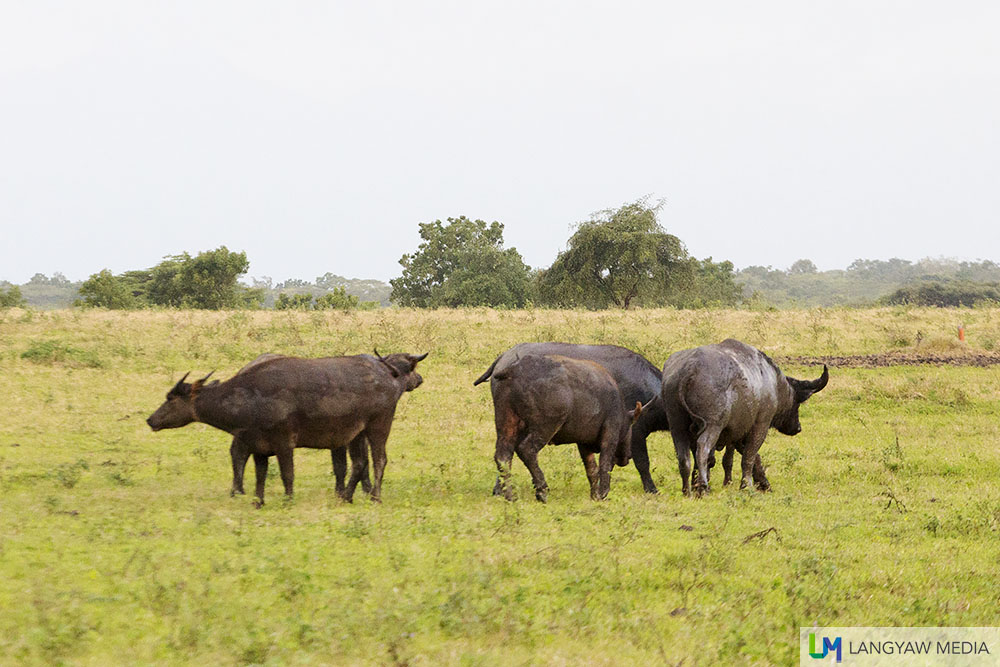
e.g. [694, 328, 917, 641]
[0, 284, 27, 308]
[390, 217, 532, 307]
[76, 270, 141, 309]
[76, 247, 263, 310]
[676, 258, 743, 307]
[176, 247, 261, 309]
[788, 259, 818, 275]
[537, 199, 692, 309]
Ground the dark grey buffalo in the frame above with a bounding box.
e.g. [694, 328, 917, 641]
[660, 339, 828, 496]
[490, 354, 643, 502]
[232, 353, 372, 498]
[147, 351, 427, 505]
[475, 342, 668, 493]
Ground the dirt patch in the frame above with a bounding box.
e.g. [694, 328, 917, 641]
[779, 351, 1000, 368]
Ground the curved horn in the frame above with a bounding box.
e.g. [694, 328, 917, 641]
[409, 352, 429, 362]
[172, 372, 191, 391]
[198, 370, 215, 384]
[804, 365, 829, 393]
[372, 349, 400, 377]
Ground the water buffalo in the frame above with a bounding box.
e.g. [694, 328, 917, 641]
[660, 339, 828, 496]
[490, 353, 643, 502]
[147, 350, 427, 505]
[232, 353, 372, 498]
[474, 342, 668, 493]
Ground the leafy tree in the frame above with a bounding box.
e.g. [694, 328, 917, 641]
[76, 270, 142, 309]
[314, 287, 360, 310]
[0, 284, 27, 308]
[676, 258, 743, 307]
[274, 287, 364, 311]
[788, 259, 818, 275]
[76, 247, 262, 310]
[390, 217, 532, 307]
[537, 199, 692, 309]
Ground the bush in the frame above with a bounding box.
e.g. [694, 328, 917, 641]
[0, 284, 28, 308]
[881, 280, 1000, 307]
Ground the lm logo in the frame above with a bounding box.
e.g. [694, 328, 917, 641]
[808, 633, 842, 663]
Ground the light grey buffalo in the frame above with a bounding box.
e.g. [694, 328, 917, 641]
[660, 339, 828, 496]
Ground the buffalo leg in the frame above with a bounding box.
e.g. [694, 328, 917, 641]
[493, 434, 517, 502]
[722, 444, 735, 485]
[343, 437, 369, 502]
[356, 437, 373, 494]
[515, 434, 548, 503]
[331, 447, 348, 496]
[275, 446, 294, 499]
[693, 425, 723, 497]
[595, 426, 621, 500]
[630, 435, 658, 494]
[252, 453, 269, 507]
[230, 437, 250, 496]
[365, 419, 393, 503]
[669, 432, 694, 497]
[578, 445, 600, 499]
[332, 441, 372, 496]
[751, 453, 770, 491]
[739, 423, 770, 491]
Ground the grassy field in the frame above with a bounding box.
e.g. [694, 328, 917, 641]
[1, 306, 999, 665]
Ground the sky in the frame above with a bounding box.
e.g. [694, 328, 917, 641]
[2, 1, 998, 284]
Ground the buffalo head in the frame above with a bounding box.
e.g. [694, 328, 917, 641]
[773, 365, 829, 436]
[146, 371, 214, 431]
[373, 350, 428, 391]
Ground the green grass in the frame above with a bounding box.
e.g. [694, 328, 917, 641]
[1, 307, 999, 664]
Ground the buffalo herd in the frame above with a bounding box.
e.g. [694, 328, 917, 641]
[147, 339, 828, 505]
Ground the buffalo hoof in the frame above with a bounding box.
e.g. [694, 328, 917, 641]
[492, 478, 504, 496]
[253, 498, 264, 509]
[230, 488, 245, 497]
[535, 490, 548, 503]
[756, 480, 772, 492]
[692, 484, 709, 498]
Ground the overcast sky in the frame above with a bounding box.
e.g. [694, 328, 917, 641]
[2, 1, 998, 284]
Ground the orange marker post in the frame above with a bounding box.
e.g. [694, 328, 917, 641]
[958, 324, 965, 342]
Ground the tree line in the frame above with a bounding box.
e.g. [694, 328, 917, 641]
[4, 199, 1000, 310]
[737, 257, 1000, 307]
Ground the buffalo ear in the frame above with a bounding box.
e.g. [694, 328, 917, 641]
[628, 400, 643, 424]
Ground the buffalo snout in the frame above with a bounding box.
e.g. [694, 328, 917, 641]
[405, 372, 424, 392]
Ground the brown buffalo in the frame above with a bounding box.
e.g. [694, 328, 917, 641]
[147, 351, 427, 505]
[490, 354, 642, 502]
